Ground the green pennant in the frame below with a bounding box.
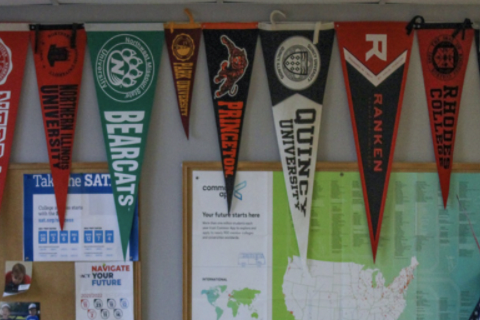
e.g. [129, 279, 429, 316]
[86, 23, 163, 259]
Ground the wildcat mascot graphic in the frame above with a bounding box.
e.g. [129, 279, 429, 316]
[214, 35, 249, 98]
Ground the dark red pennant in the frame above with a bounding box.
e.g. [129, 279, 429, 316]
[417, 23, 473, 208]
[165, 25, 201, 139]
[30, 24, 86, 230]
[336, 22, 414, 261]
[0, 25, 29, 212]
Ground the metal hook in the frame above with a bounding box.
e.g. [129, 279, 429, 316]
[270, 10, 286, 27]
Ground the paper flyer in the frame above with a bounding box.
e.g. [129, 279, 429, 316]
[75, 262, 134, 320]
[23, 173, 139, 262]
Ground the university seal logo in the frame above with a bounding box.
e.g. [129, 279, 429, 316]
[36, 30, 78, 77]
[427, 34, 463, 81]
[213, 35, 248, 98]
[0, 38, 12, 85]
[96, 34, 155, 103]
[172, 33, 195, 61]
[275, 36, 320, 90]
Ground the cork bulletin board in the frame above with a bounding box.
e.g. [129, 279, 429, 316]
[0, 162, 141, 320]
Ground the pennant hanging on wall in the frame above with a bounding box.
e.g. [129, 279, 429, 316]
[86, 23, 164, 259]
[259, 20, 334, 268]
[336, 22, 414, 262]
[0, 24, 29, 213]
[164, 9, 201, 139]
[203, 22, 258, 213]
[30, 24, 86, 230]
[413, 17, 473, 208]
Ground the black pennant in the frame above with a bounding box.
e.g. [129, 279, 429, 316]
[203, 23, 258, 212]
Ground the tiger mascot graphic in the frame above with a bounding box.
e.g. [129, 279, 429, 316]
[214, 35, 249, 98]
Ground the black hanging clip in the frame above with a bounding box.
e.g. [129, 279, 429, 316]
[70, 23, 78, 49]
[32, 24, 40, 54]
[406, 15, 425, 35]
[452, 18, 472, 40]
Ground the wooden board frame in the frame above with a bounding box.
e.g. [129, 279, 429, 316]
[0, 162, 141, 320]
[182, 161, 480, 320]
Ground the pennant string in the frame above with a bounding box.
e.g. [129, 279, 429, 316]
[185, 8, 195, 24]
[406, 15, 424, 35]
[71, 23, 78, 49]
[269, 10, 286, 30]
[456, 195, 480, 254]
[313, 22, 322, 45]
[34, 24, 40, 54]
[452, 18, 472, 40]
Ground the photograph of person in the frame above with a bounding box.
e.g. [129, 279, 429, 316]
[3, 262, 32, 296]
[1, 304, 10, 320]
[26, 304, 39, 320]
[0, 302, 40, 320]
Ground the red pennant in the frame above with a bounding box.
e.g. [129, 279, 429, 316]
[336, 22, 413, 261]
[30, 24, 86, 229]
[0, 25, 29, 211]
[417, 24, 473, 208]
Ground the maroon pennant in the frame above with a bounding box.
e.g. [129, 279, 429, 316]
[164, 11, 201, 139]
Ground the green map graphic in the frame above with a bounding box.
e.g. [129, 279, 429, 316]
[273, 171, 480, 320]
[202, 286, 261, 320]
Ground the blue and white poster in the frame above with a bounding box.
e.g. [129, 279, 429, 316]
[23, 173, 139, 262]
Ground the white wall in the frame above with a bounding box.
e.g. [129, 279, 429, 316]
[1, 3, 480, 319]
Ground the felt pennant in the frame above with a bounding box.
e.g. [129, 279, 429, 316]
[86, 23, 164, 259]
[336, 22, 414, 262]
[0, 24, 29, 214]
[259, 19, 334, 268]
[164, 9, 201, 139]
[203, 22, 258, 213]
[30, 24, 86, 230]
[413, 17, 473, 208]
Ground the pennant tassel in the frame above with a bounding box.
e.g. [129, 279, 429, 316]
[203, 23, 258, 213]
[30, 24, 86, 230]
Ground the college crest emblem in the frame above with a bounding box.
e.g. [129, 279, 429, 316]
[0, 38, 12, 85]
[96, 34, 155, 103]
[275, 36, 320, 90]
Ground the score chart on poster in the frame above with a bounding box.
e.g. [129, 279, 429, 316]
[191, 170, 480, 320]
